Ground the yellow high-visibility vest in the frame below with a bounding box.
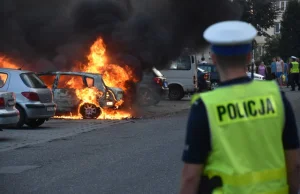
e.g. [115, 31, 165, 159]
[192, 80, 288, 194]
[290, 62, 299, 73]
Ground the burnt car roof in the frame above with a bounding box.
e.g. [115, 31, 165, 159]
[37, 71, 102, 78]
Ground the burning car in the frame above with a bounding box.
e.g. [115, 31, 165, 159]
[37, 71, 124, 119]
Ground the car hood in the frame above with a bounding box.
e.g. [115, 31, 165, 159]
[107, 87, 124, 93]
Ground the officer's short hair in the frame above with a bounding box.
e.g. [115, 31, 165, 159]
[214, 54, 249, 68]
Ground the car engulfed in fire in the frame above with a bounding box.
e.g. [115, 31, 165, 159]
[37, 71, 124, 119]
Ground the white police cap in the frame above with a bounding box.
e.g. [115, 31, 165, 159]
[204, 21, 257, 45]
[291, 56, 297, 59]
[203, 21, 257, 56]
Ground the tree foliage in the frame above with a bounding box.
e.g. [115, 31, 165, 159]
[236, 0, 278, 35]
[279, 0, 300, 59]
[261, 35, 280, 64]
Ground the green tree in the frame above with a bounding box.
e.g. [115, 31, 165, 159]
[261, 35, 280, 64]
[236, 0, 278, 36]
[279, 0, 300, 59]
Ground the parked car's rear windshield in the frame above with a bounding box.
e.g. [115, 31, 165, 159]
[20, 73, 47, 88]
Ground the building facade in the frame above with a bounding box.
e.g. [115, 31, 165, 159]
[254, 0, 290, 60]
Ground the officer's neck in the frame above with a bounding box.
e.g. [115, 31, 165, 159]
[219, 69, 247, 82]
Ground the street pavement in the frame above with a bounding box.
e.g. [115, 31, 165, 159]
[0, 111, 188, 194]
[0, 92, 299, 194]
[0, 99, 191, 153]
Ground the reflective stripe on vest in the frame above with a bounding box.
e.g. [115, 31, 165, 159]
[191, 80, 287, 194]
[291, 62, 299, 73]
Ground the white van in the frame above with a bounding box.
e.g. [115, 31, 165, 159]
[160, 55, 198, 100]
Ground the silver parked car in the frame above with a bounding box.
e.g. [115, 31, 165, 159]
[0, 91, 19, 128]
[37, 71, 124, 119]
[0, 68, 56, 128]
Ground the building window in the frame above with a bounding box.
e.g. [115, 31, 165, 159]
[274, 23, 281, 34]
[279, 1, 288, 11]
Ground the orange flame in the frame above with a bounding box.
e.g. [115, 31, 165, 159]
[56, 38, 135, 120]
[0, 55, 19, 69]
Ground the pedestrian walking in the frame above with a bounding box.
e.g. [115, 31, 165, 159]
[179, 21, 300, 194]
[289, 56, 300, 91]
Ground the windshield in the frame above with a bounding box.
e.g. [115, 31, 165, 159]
[20, 73, 47, 88]
[169, 56, 191, 70]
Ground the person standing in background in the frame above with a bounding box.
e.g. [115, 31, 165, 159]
[289, 56, 300, 91]
[200, 57, 208, 64]
[282, 61, 289, 87]
[276, 57, 284, 86]
[258, 61, 267, 77]
[271, 57, 277, 80]
[286, 59, 291, 88]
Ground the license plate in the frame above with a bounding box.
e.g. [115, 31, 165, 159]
[164, 82, 168, 88]
[8, 100, 15, 106]
[106, 102, 113, 106]
[47, 107, 55, 111]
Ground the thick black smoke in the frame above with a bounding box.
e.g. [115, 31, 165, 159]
[0, 0, 241, 73]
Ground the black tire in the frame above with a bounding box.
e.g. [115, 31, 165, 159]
[25, 119, 46, 128]
[15, 105, 25, 128]
[211, 81, 219, 90]
[137, 88, 160, 107]
[79, 103, 102, 119]
[168, 85, 184, 100]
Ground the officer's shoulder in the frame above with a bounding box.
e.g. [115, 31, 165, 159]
[191, 97, 206, 111]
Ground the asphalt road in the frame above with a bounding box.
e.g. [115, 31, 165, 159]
[0, 112, 188, 194]
[0, 91, 299, 194]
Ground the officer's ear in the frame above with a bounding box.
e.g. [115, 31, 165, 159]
[246, 52, 252, 64]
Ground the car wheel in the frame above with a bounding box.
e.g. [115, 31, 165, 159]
[25, 119, 46, 128]
[15, 105, 25, 128]
[168, 85, 184, 100]
[79, 103, 101, 119]
[211, 81, 219, 90]
[137, 88, 160, 107]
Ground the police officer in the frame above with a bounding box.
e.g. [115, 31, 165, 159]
[289, 56, 300, 91]
[179, 21, 300, 194]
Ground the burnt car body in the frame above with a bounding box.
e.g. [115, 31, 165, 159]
[136, 68, 169, 106]
[37, 72, 124, 119]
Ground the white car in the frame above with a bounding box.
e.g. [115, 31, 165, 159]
[0, 91, 19, 128]
[246, 72, 265, 81]
[0, 68, 56, 128]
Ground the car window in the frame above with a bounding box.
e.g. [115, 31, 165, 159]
[85, 77, 94, 87]
[20, 73, 47, 88]
[169, 56, 191, 70]
[0, 73, 8, 88]
[57, 75, 85, 89]
[38, 75, 56, 88]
